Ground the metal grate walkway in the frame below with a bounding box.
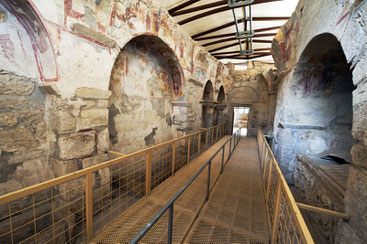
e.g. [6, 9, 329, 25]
[90, 137, 269, 243]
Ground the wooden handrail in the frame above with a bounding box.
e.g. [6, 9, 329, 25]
[0, 123, 225, 205]
[296, 202, 349, 220]
[258, 129, 314, 244]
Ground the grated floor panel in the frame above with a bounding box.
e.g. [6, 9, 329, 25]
[185, 138, 269, 244]
[90, 137, 269, 244]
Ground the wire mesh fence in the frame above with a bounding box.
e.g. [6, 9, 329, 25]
[0, 124, 226, 243]
[257, 129, 314, 244]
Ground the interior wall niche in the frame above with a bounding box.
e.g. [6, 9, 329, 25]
[0, 0, 57, 81]
[215, 85, 226, 125]
[201, 80, 215, 128]
[273, 33, 355, 179]
[109, 34, 183, 153]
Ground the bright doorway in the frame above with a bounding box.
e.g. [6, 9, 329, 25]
[233, 107, 250, 136]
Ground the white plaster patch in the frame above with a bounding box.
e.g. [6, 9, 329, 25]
[32, 0, 64, 26]
[56, 30, 118, 97]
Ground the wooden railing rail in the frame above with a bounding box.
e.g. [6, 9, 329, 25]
[257, 129, 314, 244]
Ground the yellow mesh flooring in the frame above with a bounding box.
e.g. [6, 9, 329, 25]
[89, 137, 269, 244]
[185, 138, 269, 243]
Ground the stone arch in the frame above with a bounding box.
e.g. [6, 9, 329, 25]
[0, 0, 57, 81]
[108, 34, 184, 152]
[217, 85, 225, 103]
[203, 80, 214, 101]
[215, 85, 226, 125]
[201, 80, 215, 128]
[273, 32, 355, 182]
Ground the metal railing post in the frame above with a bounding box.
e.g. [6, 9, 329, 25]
[206, 130, 209, 146]
[168, 204, 174, 244]
[221, 146, 225, 174]
[206, 160, 211, 201]
[198, 133, 201, 155]
[271, 180, 282, 242]
[266, 158, 274, 200]
[228, 137, 232, 159]
[187, 137, 191, 164]
[216, 126, 219, 141]
[211, 128, 214, 144]
[86, 173, 93, 240]
[146, 150, 152, 195]
[172, 142, 176, 176]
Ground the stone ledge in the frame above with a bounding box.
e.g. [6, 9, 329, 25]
[75, 87, 111, 100]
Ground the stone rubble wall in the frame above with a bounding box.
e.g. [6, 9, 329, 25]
[272, 0, 367, 242]
[294, 156, 345, 243]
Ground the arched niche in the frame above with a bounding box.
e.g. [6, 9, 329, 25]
[202, 80, 214, 101]
[0, 0, 57, 81]
[108, 34, 184, 152]
[274, 33, 355, 181]
[217, 86, 225, 103]
[215, 85, 226, 125]
[201, 80, 215, 128]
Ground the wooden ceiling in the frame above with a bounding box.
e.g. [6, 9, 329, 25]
[155, 0, 298, 63]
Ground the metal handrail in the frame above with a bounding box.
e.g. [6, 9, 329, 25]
[257, 129, 314, 243]
[0, 123, 226, 242]
[130, 128, 242, 244]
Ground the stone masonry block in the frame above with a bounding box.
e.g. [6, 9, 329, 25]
[0, 126, 38, 152]
[57, 111, 76, 133]
[58, 132, 95, 160]
[351, 142, 367, 168]
[75, 87, 111, 100]
[344, 167, 367, 241]
[0, 73, 34, 96]
[80, 108, 108, 128]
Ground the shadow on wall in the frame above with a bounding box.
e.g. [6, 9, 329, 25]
[273, 33, 355, 183]
[108, 34, 183, 153]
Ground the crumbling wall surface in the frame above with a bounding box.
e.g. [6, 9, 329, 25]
[294, 156, 346, 243]
[272, 0, 367, 242]
[0, 71, 53, 194]
[0, 0, 233, 190]
[226, 61, 278, 136]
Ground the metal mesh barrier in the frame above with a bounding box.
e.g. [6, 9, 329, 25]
[0, 176, 87, 244]
[93, 154, 146, 234]
[257, 129, 314, 244]
[0, 124, 226, 243]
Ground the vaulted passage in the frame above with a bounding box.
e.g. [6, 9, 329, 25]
[0, 1, 366, 244]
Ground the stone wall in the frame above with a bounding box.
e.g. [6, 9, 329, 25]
[226, 61, 278, 136]
[0, 0, 233, 193]
[294, 155, 346, 243]
[0, 71, 54, 195]
[272, 0, 367, 242]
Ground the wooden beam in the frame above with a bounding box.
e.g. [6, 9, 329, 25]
[297, 203, 350, 219]
[208, 39, 272, 53]
[195, 27, 280, 41]
[168, 0, 201, 15]
[212, 47, 271, 55]
[192, 19, 283, 39]
[172, 0, 226, 16]
[214, 52, 272, 59]
[202, 33, 277, 47]
[215, 53, 272, 60]
[178, 1, 287, 25]
[174, 0, 283, 17]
